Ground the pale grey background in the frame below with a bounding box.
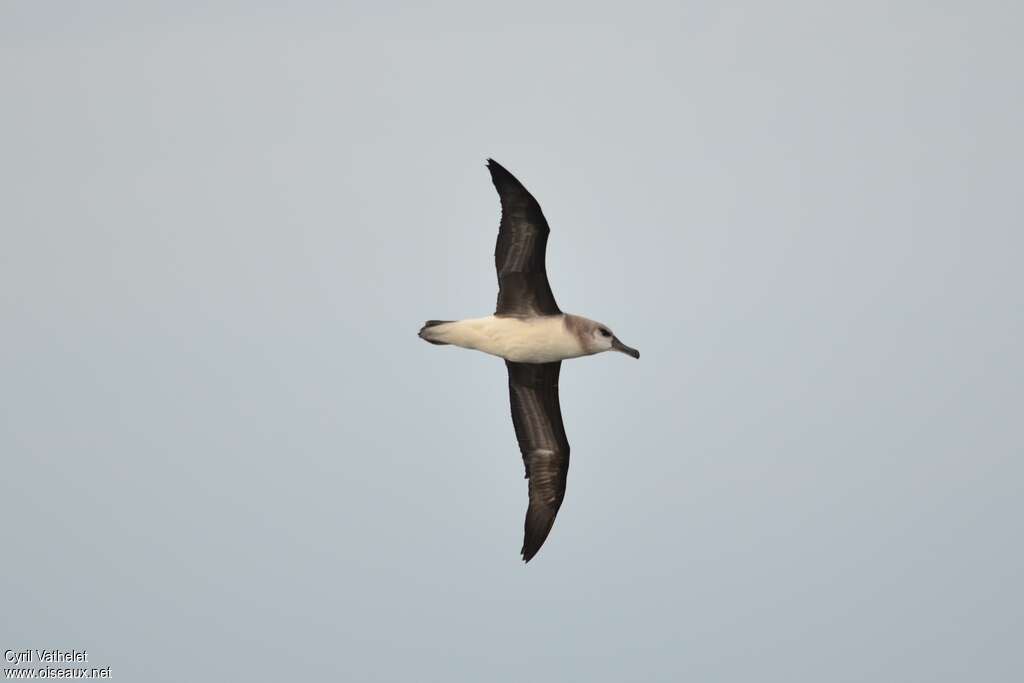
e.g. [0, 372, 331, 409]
[2, 1, 1021, 681]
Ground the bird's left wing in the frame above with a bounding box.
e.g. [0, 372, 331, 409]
[506, 360, 570, 562]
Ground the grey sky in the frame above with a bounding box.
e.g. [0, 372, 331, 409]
[2, 1, 1021, 681]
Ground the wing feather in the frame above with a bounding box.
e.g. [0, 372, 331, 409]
[488, 159, 561, 316]
[506, 360, 570, 562]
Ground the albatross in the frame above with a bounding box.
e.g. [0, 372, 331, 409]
[419, 159, 639, 562]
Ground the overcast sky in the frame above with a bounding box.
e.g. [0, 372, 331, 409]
[2, 2, 1022, 681]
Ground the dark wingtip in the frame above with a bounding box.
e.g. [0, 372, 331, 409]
[487, 159, 533, 204]
[521, 544, 540, 563]
[520, 505, 558, 564]
[486, 158, 514, 182]
[521, 530, 542, 563]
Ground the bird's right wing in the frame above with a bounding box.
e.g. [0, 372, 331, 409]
[488, 159, 562, 317]
[506, 360, 570, 562]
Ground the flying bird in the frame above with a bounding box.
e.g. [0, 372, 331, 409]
[419, 159, 639, 562]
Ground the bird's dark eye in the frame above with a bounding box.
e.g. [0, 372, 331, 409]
[600, 329, 611, 337]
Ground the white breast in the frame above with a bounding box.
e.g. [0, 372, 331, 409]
[432, 315, 586, 363]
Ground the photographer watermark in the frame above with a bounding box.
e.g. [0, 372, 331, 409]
[3, 650, 111, 679]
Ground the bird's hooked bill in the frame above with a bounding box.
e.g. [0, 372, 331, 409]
[612, 337, 640, 359]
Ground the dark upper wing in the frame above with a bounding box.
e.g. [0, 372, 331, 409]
[488, 159, 561, 316]
[506, 360, 570, 562]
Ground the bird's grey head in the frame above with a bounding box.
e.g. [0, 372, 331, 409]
[573, 316, 640, 359]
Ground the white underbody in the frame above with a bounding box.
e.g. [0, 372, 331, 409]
[426, 315, 588, 363]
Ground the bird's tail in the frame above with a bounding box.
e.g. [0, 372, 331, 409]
[418, 320, 454, 345]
